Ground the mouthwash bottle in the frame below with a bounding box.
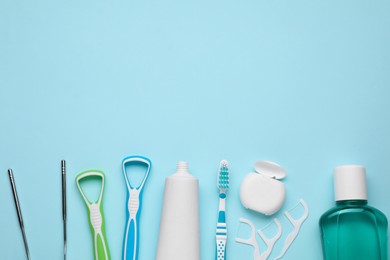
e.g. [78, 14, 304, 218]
[320, 165, 388, 260]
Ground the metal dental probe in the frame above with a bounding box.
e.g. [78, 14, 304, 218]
[8, 169, 31, 260]
[62, 160, 67, 260]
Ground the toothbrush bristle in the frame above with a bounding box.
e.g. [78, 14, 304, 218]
[218, 160, 229, 190]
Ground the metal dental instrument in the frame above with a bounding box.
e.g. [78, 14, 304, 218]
[8, 169, 31, 260]
[62, 160, 67, 260]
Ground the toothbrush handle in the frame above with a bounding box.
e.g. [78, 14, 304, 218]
[124, 216, 139, 260]
[216, 196, 227, 260]
[216, 238, 227, 260]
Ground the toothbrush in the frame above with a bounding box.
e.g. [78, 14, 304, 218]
[215, 160, 230, 260]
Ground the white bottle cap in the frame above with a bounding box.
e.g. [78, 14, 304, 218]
[334, 165, 368, 201]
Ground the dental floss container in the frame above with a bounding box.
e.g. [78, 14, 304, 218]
[239, 160, 287, 215]
[156, 162, 200, 260]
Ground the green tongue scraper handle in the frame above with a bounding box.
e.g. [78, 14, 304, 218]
[76, 170, 111, 260]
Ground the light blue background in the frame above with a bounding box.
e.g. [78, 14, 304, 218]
[1, 0, 390, 259]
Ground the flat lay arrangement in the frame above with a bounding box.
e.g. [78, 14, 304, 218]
[2, 0, 390, 258]
[4, 157, 388, 260]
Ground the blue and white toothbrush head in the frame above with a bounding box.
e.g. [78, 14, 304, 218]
[218, 160, 230, 194]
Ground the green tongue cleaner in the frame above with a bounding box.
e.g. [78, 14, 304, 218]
[75, 170, 111, 260]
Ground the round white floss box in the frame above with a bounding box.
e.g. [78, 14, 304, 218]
[240, 160, 287, 215]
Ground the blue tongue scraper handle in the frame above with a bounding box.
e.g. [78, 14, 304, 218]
[122, 156, 152, 260]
